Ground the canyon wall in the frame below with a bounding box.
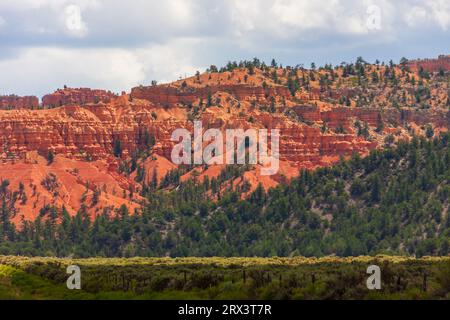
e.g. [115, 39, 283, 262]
[294, 105, 450, 129]
[0, 95, 39, 110]
[131, 84, 292, 107]
[1, 85, 447, 167]
[408, 55, 450, 73]
[42, 88, 118, 108]
[1, 59, 449, 220]
[2, 101, 445, 168]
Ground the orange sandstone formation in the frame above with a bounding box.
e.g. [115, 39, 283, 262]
[42, 88, 118, 108]
[0, 95, 39, 110]
[408, 55, 450, 73]
[0, 57, 449, 220]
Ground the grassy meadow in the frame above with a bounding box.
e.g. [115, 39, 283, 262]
[0, 255, 449, 300]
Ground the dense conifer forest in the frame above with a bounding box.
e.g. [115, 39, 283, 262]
[1, 134, 449, 258]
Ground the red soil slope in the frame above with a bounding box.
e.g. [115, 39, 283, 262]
[0, 55, 449, 220]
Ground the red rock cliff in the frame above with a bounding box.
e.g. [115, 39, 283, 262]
[1, 59, 449, 219]
[131, 83, 292, 107]
[0, 95, 39, 110]
[408, 55, 450, 73]
[42, 88, 118, 108]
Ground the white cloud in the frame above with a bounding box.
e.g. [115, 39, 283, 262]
[0, 47, 144, 96]
[0, 0, 206, 45]
[0, 0, 98, 38]
[428, 0, 450, 31]
[403, 0, 450, 31]
[0, 0, 448, 96]
[167, 0, 194, 26]
[0, 39, 204, 97]
[404, 6, 428, 27]
[136, 38, 205, 84]
[0, 0, 56, 10]
[230, 0, 395, 38]
[0, 0, 404, 45]
[63, 4, 88, 37]
[0, 0, 98, 11]
[230, 0, 260, 35]
[270, 1, 346, 31]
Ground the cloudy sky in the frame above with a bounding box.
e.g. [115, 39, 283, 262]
[0, 0, 449, 97]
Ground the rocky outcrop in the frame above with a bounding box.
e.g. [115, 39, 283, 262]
[0, 153, 140, 223]
[294, 105, 450, 129]
[0, 95, 39, 110]
[131, 84, 292, 107]
[42, 88, 118, 108]
[0, 95, 447, 166]
[0, 103, 192, 163]
[302, 88, 360, 102]
[408, 55, 450, 73]
[1, 57, 449, 219]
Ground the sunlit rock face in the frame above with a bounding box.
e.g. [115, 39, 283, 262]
[1, 60, 449, 220]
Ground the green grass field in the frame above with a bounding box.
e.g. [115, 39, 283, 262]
[0, 256, 449, 300]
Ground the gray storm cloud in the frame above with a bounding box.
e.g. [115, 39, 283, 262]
[0, 0, 448, 96]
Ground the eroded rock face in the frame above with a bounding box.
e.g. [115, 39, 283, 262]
[408, 55, 450, 73]
[1, 60, 449, 219]
[0, 100, 445, 168]
[130, 84, 292, 107]
[42, 88, 118, 108]
[294, 105, 450, 129]
[0, 86, 447, 164]
[1, 153, 140, 223]
[0, 95, 39, 110]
